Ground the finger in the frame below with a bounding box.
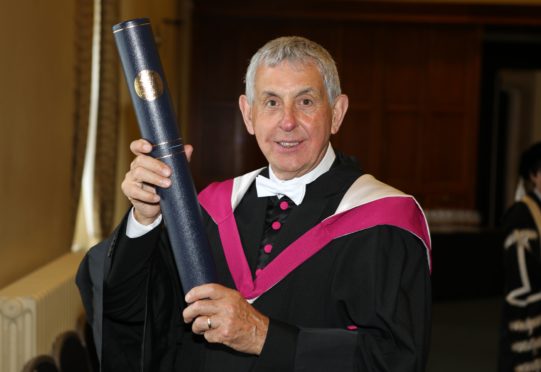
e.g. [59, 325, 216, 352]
[130, 154, 171, 178]
[124, 180, 161, 204]
[184, 144, 193, 162]
[129, 160, 171, 189]
[122, 166, 162, 205]
[130, 139, 153, 156]
[122, 180, 159, 205]
[182, 298, 220, 324]
[202, 327, 221, 344]
[192, 315, 220, 335]
[185, 283, 226, 304]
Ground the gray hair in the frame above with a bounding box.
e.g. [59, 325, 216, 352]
[244, 36, 341, 104]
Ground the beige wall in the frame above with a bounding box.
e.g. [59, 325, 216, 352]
[0, 1, 76, 288]
[0, 0, 187, 289]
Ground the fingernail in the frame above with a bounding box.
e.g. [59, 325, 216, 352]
[161, 179, 171, 187]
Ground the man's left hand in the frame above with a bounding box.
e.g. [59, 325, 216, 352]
[183, 283, 269, 355]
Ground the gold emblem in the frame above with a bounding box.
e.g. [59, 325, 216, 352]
[134, 70, 164, 101]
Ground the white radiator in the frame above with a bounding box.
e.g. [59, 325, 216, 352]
[0, 251, 85, 372]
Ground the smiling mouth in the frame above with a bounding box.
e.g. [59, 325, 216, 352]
[277, 141, 300, 148]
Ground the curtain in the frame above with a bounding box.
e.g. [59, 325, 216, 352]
[94, 0, 119, 236]
[71, 0, 94, 237]
[72, 0, 120, 249]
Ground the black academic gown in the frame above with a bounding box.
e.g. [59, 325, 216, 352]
[499, 192, 541, 371]
[76, 154, 432, 372]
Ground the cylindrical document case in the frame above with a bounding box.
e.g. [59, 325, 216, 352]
[113, 18, 216, 293]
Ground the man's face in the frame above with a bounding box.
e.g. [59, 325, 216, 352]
[531, 170, 541, 193]
[239, 61, 348, 180]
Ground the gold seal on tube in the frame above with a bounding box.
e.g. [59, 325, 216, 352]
[134, 70, 164, 101]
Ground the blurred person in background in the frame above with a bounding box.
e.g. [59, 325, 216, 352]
[500, 142, 541, 371]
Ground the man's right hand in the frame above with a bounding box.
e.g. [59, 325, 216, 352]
[121, 139, 193, 225]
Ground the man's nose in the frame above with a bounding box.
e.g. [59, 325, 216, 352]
[279, 105, 297, 131]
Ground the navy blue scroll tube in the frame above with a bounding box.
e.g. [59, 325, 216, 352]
[112, 18, 216, 293]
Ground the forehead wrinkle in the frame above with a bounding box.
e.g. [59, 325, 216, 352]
[258, 87, 319, 99]
[260, 90, 279, 98]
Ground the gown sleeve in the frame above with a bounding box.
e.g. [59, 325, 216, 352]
[76, 213, 165, 371]
[103, 221, 162, 322]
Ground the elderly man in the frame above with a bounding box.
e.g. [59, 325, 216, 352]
[77, 36, 431, 372]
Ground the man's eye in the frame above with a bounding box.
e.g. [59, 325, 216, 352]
[266, 100, 277, 107]
[301, 98, 313, 105]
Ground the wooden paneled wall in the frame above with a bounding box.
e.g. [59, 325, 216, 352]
[188, 2, 483, 209]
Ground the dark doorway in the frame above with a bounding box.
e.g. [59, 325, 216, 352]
[478, 26, 541, 228]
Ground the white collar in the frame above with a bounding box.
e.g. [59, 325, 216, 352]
[255, 144, 336, 205]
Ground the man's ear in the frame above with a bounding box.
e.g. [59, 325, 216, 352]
[330, 94, 349, 135]
[239, 95, 255, 135]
